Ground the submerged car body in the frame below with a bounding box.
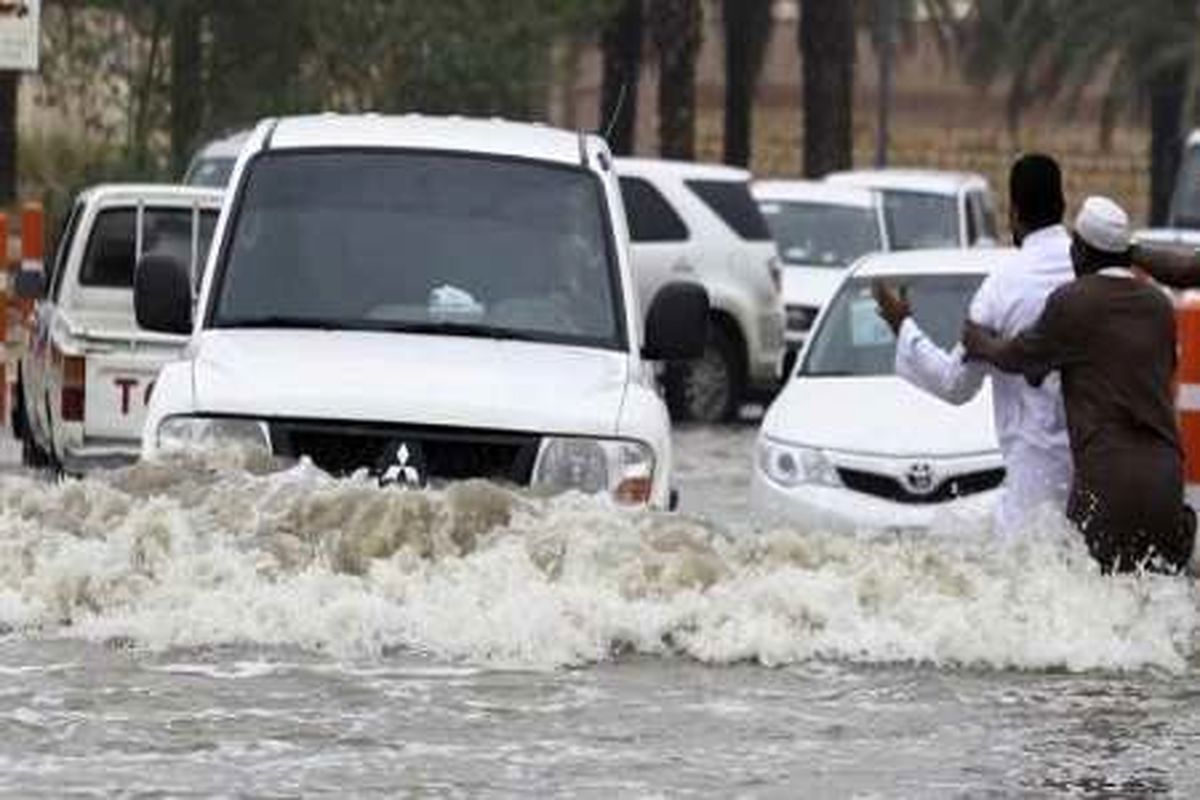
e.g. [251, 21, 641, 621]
[140, 114, 707, 509]
[752, 248, 1010, 532]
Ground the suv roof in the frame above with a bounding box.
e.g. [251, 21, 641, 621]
[850, 247, 1014, 279]
[753, 179, 877, 208]
[257, 114, 600, 166]
[826, 169, 989, 195]
[195, 129, 251, 161]
[614, 157, 751, 182]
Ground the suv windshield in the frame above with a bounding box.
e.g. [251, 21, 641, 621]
[802, 273, 983, 377]
[881, 190, 960, 250]
[759, 201, 881, 267]
[212, 151, 624, 349]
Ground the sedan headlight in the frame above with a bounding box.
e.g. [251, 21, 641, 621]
[157, 415, 272, 458]
[532, 437, 655, 506]
[757, 438, 841, 488]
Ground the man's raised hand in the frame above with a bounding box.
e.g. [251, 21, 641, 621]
[871, 280, 910, 335]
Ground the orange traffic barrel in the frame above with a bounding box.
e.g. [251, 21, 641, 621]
[1176, 293, 1200, 495]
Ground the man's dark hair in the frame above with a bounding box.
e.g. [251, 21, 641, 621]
[1010, 153, 1065, 230]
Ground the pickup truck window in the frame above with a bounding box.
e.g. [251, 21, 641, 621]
[212, 151, 624, 350]
[80, 207, 217, 289]
[48, 200, 84, 301]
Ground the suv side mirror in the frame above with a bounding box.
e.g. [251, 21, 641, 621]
[135, 253, 192, 334]
[13, 269, 45, 300]
[643, 281, 709, 361]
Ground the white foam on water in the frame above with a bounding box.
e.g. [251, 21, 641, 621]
[0, 455, 1194, 673]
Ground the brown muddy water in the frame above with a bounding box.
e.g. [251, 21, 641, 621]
[0, 427, 1196, 798]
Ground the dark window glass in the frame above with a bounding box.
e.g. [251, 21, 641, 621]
[79, 208, 218, 288]
[212, 151, 624, 350]
[619, 176, 688, 242]
[184, 157, 237, 188]
[759, 201, 882, 267]
[685, 179, 772, 240]
[48, 201, 84, 301]
[881, 190, 961, 250]
[802, 274, 983, 377]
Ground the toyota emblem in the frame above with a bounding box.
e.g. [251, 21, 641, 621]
[904, 463, 937, 495]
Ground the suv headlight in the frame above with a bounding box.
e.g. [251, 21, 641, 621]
[757, 438, 841, 488]
[157, 415, 272, 457]
[532, 437, 655, 506]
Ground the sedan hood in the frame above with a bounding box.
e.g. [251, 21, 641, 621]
[191, 330, 631, 436]
[764, 375, 997, 457]
[782, 266, 848, 311]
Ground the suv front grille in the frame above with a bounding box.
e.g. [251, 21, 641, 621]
[268, 419, 541, 484]
[837, 467, 1005, 505]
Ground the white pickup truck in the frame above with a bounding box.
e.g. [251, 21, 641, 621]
[13, 184, 223, 470]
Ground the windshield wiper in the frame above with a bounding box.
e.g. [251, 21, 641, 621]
[214, 315, 350, 330]
[214, 316, 549, 342]
[373, 321, 545, 342]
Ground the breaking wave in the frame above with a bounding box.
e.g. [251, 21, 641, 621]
[0, 454, 1194, 673]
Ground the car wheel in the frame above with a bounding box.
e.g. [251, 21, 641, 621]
[664, 323, 744, 424]
[16, 392, 52, 470]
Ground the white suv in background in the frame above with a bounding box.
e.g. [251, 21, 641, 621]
[183, 129, 250, 188]
[825, 169, 998, 251]
[616, 158, 785, 423]
[753, 180, 887, 371]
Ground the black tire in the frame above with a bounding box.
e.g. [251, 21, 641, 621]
[15, 383, 53, 470]
[663, 322, 744, 424]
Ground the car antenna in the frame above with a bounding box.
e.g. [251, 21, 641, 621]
[601, 79, 629, 144]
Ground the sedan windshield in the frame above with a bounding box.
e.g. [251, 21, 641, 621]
[882, 190, 960, 250]
[211, 151, 623, 349]
[802, 273, 983, 377]
[759, 201, 882, 267]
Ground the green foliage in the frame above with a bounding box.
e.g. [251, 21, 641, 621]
[29, 0, 618, 198]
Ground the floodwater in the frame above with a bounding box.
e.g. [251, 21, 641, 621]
[0, 426, 1197, 798]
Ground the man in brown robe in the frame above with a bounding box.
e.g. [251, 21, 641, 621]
[963, 197, 1195, 574]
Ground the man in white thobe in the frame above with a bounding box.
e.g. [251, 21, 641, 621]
[872, 154, 1074, 537]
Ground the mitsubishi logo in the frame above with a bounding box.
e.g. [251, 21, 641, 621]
[904, 462, 937, 495]
[378, 442, 425, 488]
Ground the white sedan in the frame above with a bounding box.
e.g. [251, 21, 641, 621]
[752, 249, 1010, 533]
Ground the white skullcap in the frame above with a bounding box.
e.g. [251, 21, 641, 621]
[1074, 195, 1130, 254]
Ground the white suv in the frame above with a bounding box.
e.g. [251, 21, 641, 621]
[135, 114, 708, 509]
[616, 158, 785, 423]
[825, 169, 998, 251]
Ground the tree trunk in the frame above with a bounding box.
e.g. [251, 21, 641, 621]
[649, 0, 702, 160]
[599, 0, 643, 156]
[873, 0, 897, 168]
[0, 71, 16, 205]
[1148, 65, 1187, 226]
[799, 0, 856, 177]
[722, 0, 772, 167]
[170, 0, 203, 178]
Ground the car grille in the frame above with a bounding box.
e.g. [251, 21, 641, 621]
[786, 304, 819, 333]
[837, 467, 1005, 505]
[268, 419, 541, 484]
